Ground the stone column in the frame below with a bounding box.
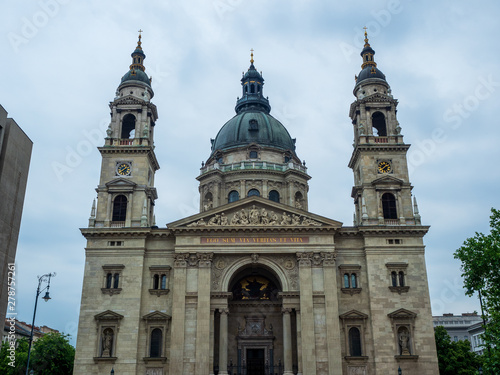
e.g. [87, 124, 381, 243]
[219, 308, 229, 375]
[209, 308, 216, 375]
[296, 309, 303, 375]
[282, 308, 294, 375]
[168, 254, 188, 375]
[297, 252, 317, 375]
[240, 179, 245, 199]
[195, 253, 213, 375]
[322, 252, 342, 375]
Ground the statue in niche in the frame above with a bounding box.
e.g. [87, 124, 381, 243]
[358, 123, 365, 136]
[399, 328, 411, 355]
[143, 125, 149, 138]
[395, 121, 402, 135]
[261, 208, 269, 225]
[294, 199, 303, 209]
[101, 328, 114, 357]
[249, 205, 260, 224]
[106, 125, 113, 138]
[203, 199, 213, 212]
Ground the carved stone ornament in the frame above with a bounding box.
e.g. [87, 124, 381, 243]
[174, 254, 188, 267]
[197, 253, 213, 268]
[296, 252, 313, 267]
[187, 206, 322, 227]
[311, 253, 325, 267]
[251, 253, 259, 263]
[322, 252, 336, 266]
[348, 366, 366, 375]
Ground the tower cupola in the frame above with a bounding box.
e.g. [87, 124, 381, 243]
[354, 29, 387, 89]
[235, 51, 271, 114]
[120, 30, 152, 89]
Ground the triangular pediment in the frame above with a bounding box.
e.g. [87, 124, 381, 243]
[387, 308, 417, 319]
[94, 310, 124, 322]
[371, 175, 404, 186]
[142, 311, 171, 321]
[340, 309, 369, 320]
[105, 178, 137, 187]
[113, 96, 146, 106]
[167, 196, 342, 229]
[358, 92, 398, 104]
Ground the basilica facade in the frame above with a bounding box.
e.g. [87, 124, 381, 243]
[73, 32, 439, 375]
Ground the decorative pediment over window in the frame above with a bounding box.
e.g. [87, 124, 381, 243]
[106, 178, 137, 187]
[371, 175, 404, 187]
[95, 310, 124, 322]
[114, 96, 146, 106]
[387, 308, 417, 320]
[167, 196, 342, 229]
[340, 310, 369, 321]
[142, 311, 171, 322]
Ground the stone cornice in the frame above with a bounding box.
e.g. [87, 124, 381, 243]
[98, 146, 160, 171]
[348, 143, 410, 169]
[81, 227, 171, 238]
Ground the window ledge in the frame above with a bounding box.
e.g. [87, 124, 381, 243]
[143, 357, 168, 364]
[101, 288, 122, 296]
[389, 286, 410, 294]
[395, 355, 419, 361]
[148, 289, 170, 296]
[341, 288, 362, 295]
[344, 356, 369, 362]
[93, 356, 117, 363]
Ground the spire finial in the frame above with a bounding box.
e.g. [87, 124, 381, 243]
[363, 27, 370, 47]
[137, 29, 143, 49]
[250, 49, 254, 64]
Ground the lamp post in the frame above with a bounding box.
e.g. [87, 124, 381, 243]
[110, 368, 115, 374]
[398, 366, 402, 375]
[25, 272, 55, 375]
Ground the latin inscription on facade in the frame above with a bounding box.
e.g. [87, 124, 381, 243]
[201, 237, 309, 244]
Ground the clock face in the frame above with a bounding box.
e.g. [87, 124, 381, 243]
[378, 161, 392, 174]
[117, 162, 131, 176]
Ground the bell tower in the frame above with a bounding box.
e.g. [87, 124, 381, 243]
[348, 30, 420, 226]
[89, 32, 159, 228]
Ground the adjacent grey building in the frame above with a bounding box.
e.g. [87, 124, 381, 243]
[0, 105, 32, 335]
[432, 312, 484, 352]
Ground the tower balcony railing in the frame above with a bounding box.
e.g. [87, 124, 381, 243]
[104, 138, 151, 147]
[110, 221, 125, 228]
[200, 161, 308, 175]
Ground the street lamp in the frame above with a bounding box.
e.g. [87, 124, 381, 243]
[110, 368, 115, 374]
[398, 366, 402, 375]
[25, 272, 56, 375]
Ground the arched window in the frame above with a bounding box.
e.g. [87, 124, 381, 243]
[391, 271, 398, 287]
[269, 190, 280, 203]
[244, 85, 248, 93]
[372, 112, 387, 136]
[228, 190, 239, 203]
[382, 193, 397, 220]
[351, 274, 357, 288]
[106, 273, 113, 289]
[348, 327, 362, 356]
[398, 271, 405, 287]
[121, 114, 136, 139]
[161, 275, 167, 289]
[250, 84, 255, 93]
[257, 85, 261, 93]
[247, 189, 260, 197]
[344, 274, 350, 288]
[153, 274, 159, 289]
[150, 328, 162, 358]
[112, 195, 128, 222]
[113, 273, 119, 289]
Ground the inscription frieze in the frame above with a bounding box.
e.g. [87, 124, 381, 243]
[201, 236, 309, 244]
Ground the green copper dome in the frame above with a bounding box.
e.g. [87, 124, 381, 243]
[120, 69, 151, 86]
[211, 55, 296, 155]
[211, 110, 296, 153]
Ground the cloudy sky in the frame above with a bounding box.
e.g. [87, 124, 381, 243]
[2, 0, 499, 345]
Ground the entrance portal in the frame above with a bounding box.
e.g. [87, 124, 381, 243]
[246, 348, 265, 375]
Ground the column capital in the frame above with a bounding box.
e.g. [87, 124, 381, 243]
[174, 253, 188, 268]
[220, 308, 229, 315]
[322, 252, 336, 267]
[198, 252, 214, 268]
[296, 252, 312, 267]
[282, 307, 293, 314]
